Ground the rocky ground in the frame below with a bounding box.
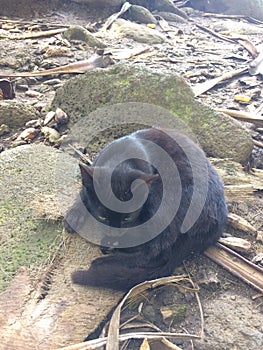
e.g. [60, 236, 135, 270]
[0, 1, 263, 350]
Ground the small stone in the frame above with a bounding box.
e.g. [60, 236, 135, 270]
[25, 119, 42, 128]
[33, 102, 46, 112]
[43, 79, 62, 86]
[256, 231, 263, 243]
[54, 108, 69, 125]
[0, 124, 10, 136]
[63, 25, 106, 48]
[41, 126, 60, 143]
[15, 84, 29, 92]
[17, 128, 38, 141]
[25, 90, 42, 98]
[43, 111, 56, 126]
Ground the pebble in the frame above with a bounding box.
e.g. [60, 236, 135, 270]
[54, 108, 69, 125]
[43, 111, 56, 126]
[41, 126, 60, 143]
[25, 90, 42, 98]
[43, 79, 62, 86]
[0, 124, 10, 136]
[25, 119, 42, 128]
[33, 102, 47, 112]
[17, 127, 38, 141]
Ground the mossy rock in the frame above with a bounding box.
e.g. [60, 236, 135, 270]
[52, 64, 253, 163]
[0, 144, 79, 291]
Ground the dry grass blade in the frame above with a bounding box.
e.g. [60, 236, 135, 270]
[192, 67, 248, 96]
[216, 108, 263, 127]
[56, 276, 203, 350]
[106, 275, 201, 350]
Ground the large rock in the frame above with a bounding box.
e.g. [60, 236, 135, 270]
[110, 18, 166, 44]
[0, 101, 38, 129]
[52, 64, 253, 163]
[0, 145, 121, 348]
[63, 25, 106, 47]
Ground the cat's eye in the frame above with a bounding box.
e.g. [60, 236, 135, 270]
[123, 217, 133, 222]
[98, 215, 107, 221]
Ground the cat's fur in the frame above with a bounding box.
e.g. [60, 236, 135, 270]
[64, 127, 228, 291]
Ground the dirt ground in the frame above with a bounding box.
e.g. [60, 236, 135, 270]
[0, 1, 263, 349]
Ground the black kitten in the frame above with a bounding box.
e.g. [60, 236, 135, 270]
[64, 127, 228, 291]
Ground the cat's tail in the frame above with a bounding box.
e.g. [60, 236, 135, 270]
[71, 251, 177, 291]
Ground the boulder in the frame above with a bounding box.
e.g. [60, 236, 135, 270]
[0, 144, 121, 348]
[52, 64, 253, 163]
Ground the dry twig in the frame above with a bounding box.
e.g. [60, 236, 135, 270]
[192, 67, 248, 96]
[0, 53, 113, 78]
[216, 108, 263, 127]
[0, 27, 67, 39]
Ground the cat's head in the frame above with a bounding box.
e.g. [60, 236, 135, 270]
[79, 162, 158, 228]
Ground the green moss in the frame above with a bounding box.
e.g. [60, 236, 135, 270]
[0, 201, 62, 292]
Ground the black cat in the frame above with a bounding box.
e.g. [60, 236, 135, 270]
[64, 127, 228, 291]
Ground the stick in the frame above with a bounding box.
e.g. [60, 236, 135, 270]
[204, 243, 263, 293]
[216, 108, 263, 127]
[192, 67, 248, 96]
[0, 28, 67, 39]
[0, 53, 113, 78]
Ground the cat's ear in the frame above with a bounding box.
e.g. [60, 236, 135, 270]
[140, 174, 159, 187]
[79, 162, 94, 186]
